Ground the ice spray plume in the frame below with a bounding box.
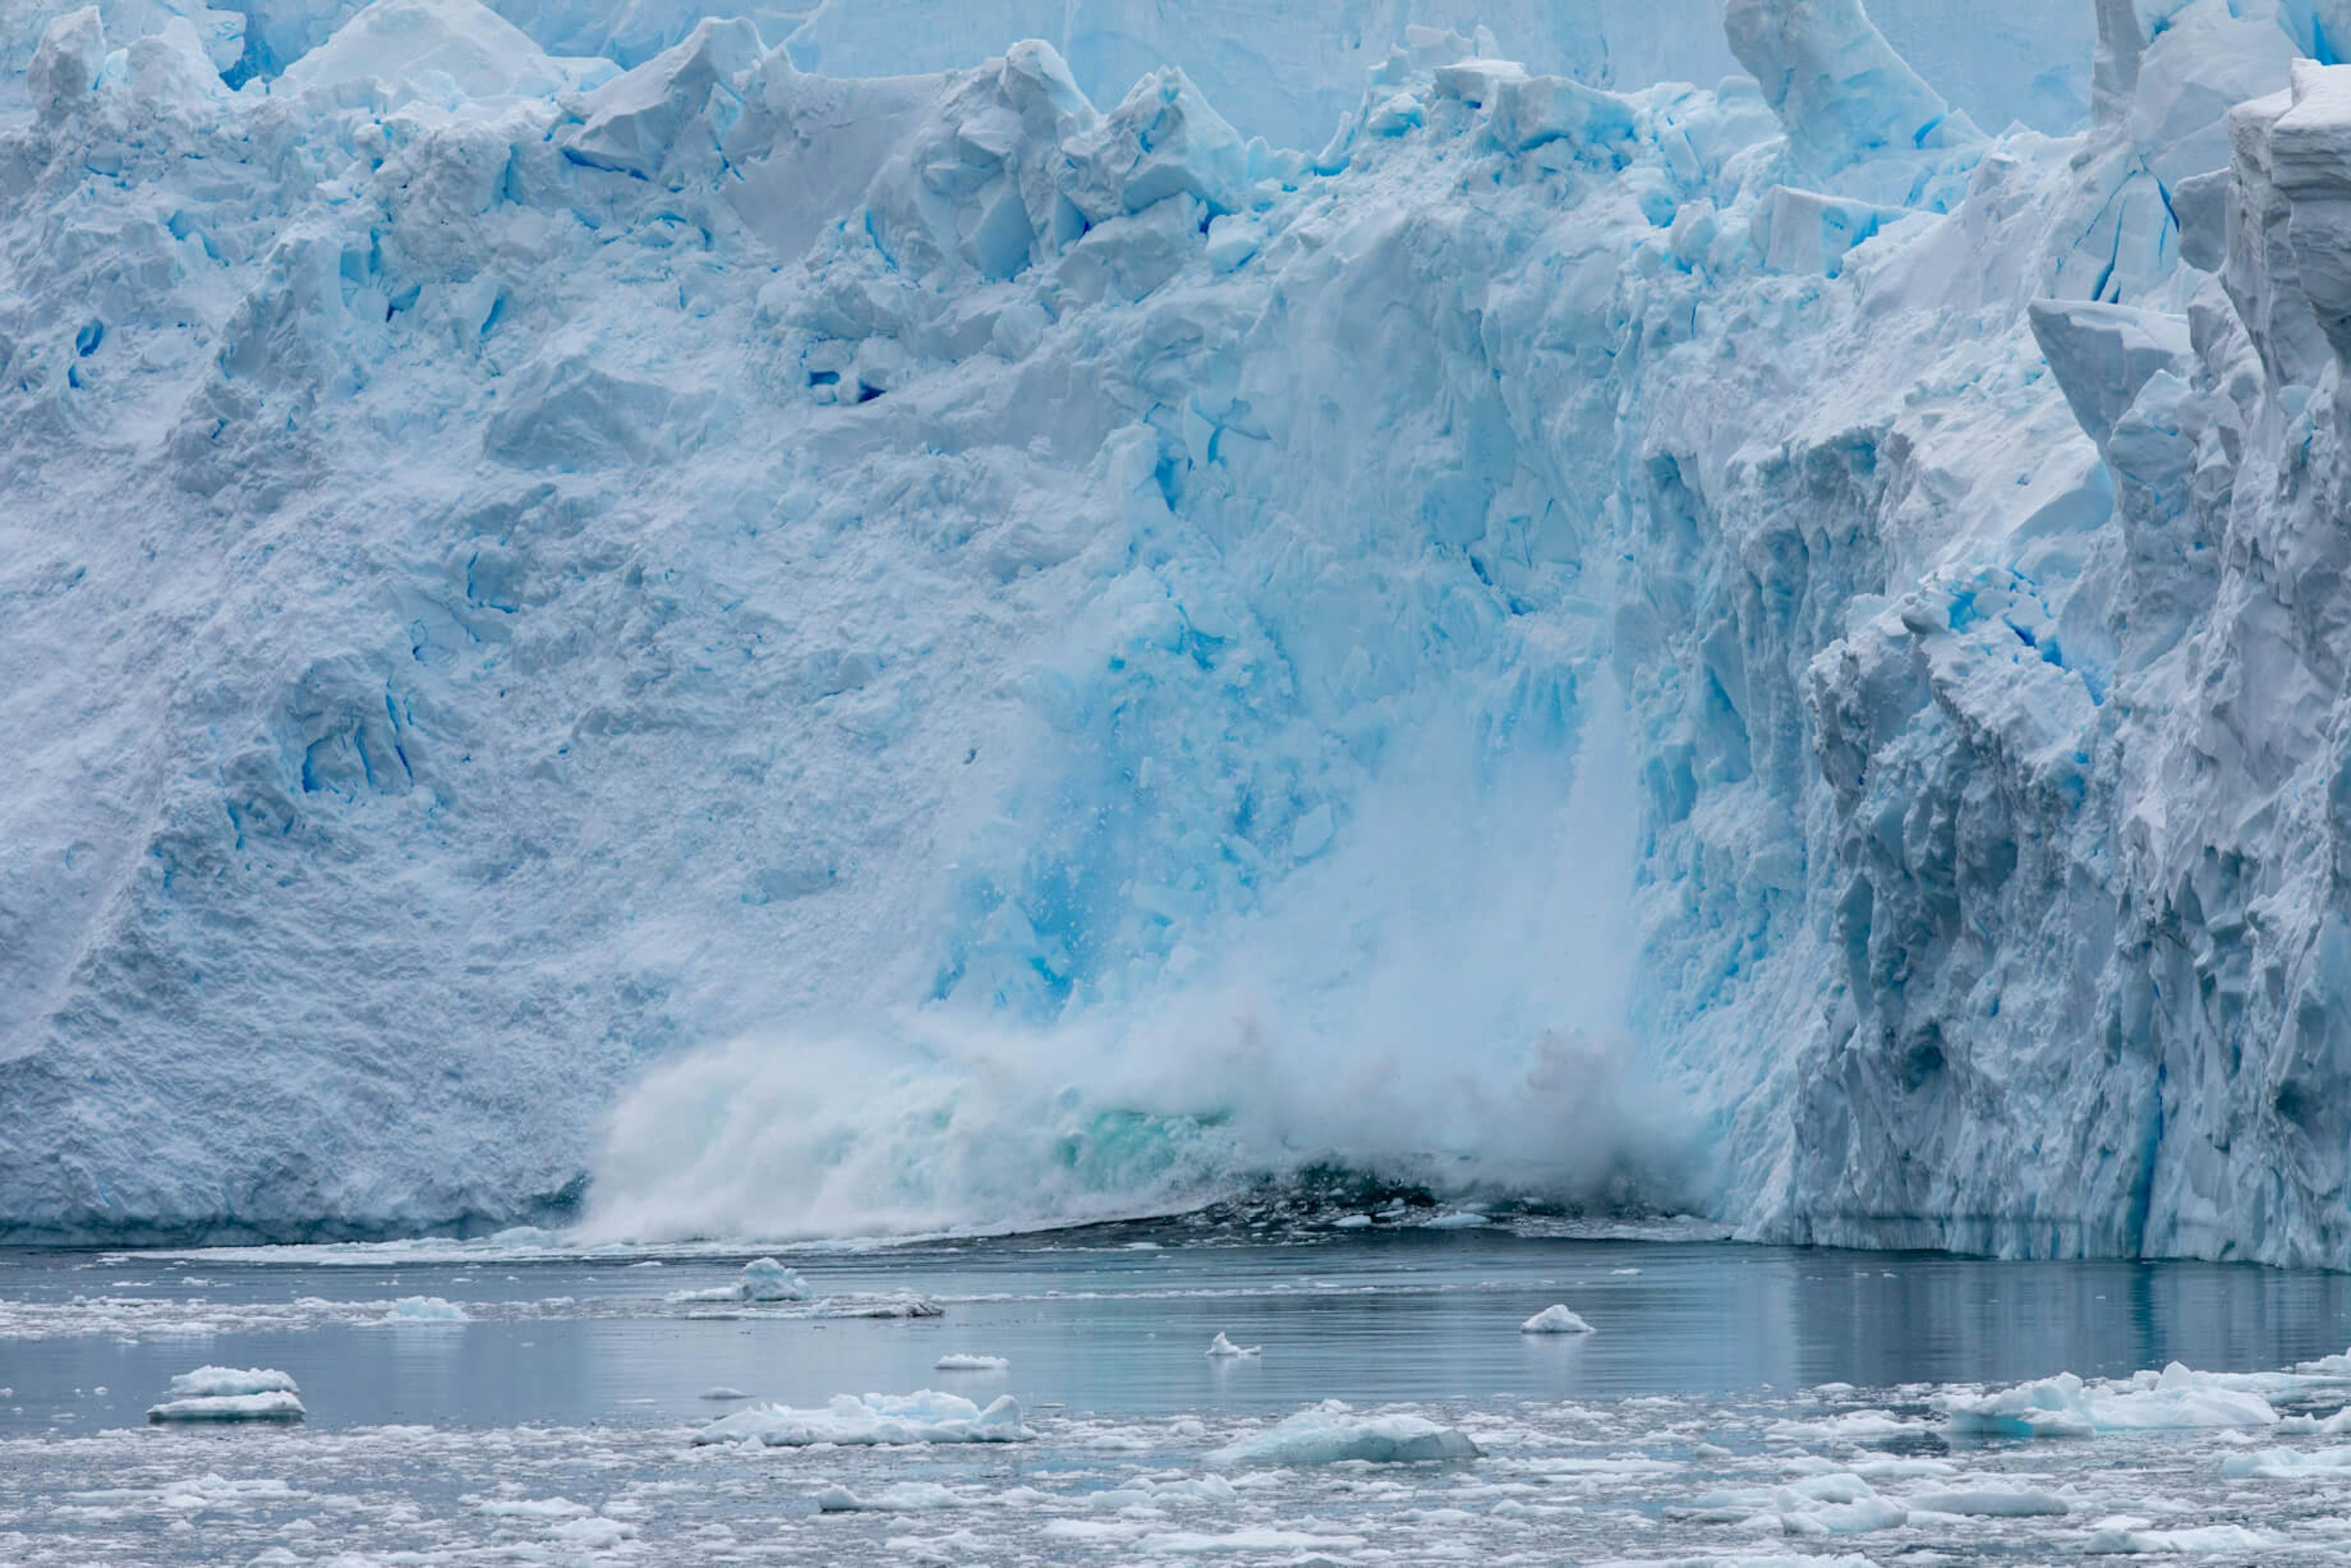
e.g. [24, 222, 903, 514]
[580, 671, 1693, 1242]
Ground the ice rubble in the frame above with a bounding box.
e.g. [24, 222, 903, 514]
[146, 1365, 307, 1421]
[7, 0, 2351, 1266]
[690, 1390, 1032, 1446]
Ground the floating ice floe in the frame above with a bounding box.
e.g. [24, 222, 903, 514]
[815, 1481, 962, 1512]
[935, 1353, 1008, 1371]
[1941, 1365, 2278, 1439]
[146, 1367, 306, 1423]
[669, 1257, 813, 1304]
[2082, 1518, 2284, 1555]
[664, 1262, 938, 1316]
[1206, 1332, 1261, 1357]
[2220, 1444, 2351, 1478]
[837, 1292, 945, 1318]
[700, 1386, 751, 1400]
[1766, 1408, 1936, 1442]
[1521, 1304, 1594, 1334]
[1209, 1401, 1480, 1465]
[690, 1390, 1031, 1447]
[383, 1296, 469, 1322]
[1686, 1472, 1909, 1534]
[1908, 1487, 2071, 1517]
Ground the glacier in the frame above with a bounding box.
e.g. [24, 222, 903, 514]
[6, 0, 2351, 1265]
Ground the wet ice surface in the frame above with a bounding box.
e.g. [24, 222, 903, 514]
[10, 1227, 2351, 1563]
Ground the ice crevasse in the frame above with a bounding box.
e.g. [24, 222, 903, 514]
[7, 0, 2351, 1264]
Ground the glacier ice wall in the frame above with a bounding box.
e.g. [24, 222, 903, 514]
[0, 0, 2095, 148]
[6, 0, 2351, 1259]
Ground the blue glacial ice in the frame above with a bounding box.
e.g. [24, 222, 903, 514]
[6, 0, 2351, 1266]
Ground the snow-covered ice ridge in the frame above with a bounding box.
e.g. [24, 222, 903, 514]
[7, 0, 2351, 1261]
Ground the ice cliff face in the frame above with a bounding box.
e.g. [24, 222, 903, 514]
[7, 0, 2351, 1261]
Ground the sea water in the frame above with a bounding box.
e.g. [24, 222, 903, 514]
[6, 1223, 2351, 1562]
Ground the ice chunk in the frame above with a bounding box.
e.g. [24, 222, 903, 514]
[1755, 186, 1913, 277]
[738, 1257, 811, 1301]
[833, 1292, 943, 1317]
[2083, 1520, 2284, 1554]
[1488, 74, 1637, 156]
[2221, 1443, 2351, 1477]
[383, 1295, 468, 1321]
[275, 0, 600, 105]
[1067, 67, 1250, 218]
[1723, 0, 1980, 176]
[2265, 61, 2351, 362]
[700, 1386, 751, 1400]
[163, 1366, 300, 1397]
[1205, 1332, 1261, 1357]
[1521, 1304, 1594, 1334]
[2027, 301, 2194, 449]
[690, 1390, 1032, 1446]
[2125, 3, 2292, 189]
[28, 7, 105, 124]
[1689, 1471, 1908, 1534]
[1209, 1400, 1480, 1465]
[1431, 57, 1525, 108]
[557, 17, 764, 182]
[1908, 1488, 2071, 1517]
[148, 1391, 309, 1422]
[148, 1367, 305, 1423]
[934, 1352, 1008, 1370]
[1768, 1408, 1930, 1441]
[814, 1481, 960, 1511]
[1941, 1365, 2278, 1439]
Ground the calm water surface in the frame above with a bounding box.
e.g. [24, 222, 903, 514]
[6, 1228, 2350, 1433]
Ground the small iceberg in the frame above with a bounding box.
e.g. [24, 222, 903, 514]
[1210, 1400, 1479, 1465]
[1207, 1332, 1261, 1358]
[740, 1258, 811, 1302]
[690, 1390, 1032, 1447]
[666, 1257, 815, 1305]
[383, 1296, 468, 1322]
[1521, 1304, 1595, 1335]
[700, 1386, 752, 1400]
[147, 1367, 306, 1424]
[934, 1353, 1008, 1371]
